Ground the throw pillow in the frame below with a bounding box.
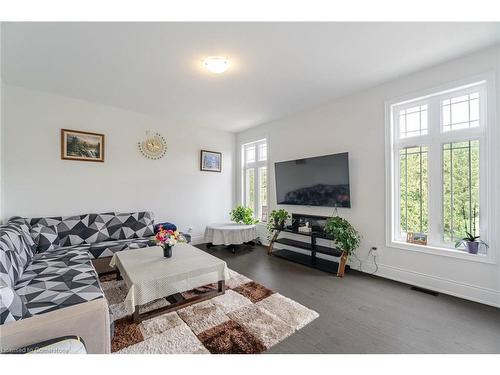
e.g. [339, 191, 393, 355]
[30, 225, 60, 252]
[154, 222, 177, 233]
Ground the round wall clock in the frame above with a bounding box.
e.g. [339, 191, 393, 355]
[138, 131, 167, 160]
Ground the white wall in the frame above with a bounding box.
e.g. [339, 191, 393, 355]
[2, 85, 236, 243]
[237, 46, 500, 307]
[0, 24, 4, 222]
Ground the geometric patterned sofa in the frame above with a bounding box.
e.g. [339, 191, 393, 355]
[28, 211, 155, 259]
[0, 211, 158, 354]
[27, 211, 156, 274]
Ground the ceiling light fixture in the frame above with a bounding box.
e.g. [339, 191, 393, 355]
[203, 56, 230, 74]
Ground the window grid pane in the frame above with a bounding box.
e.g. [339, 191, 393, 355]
[442, 140, 480, 248]
[442, 92, 480, 132]
[399, 146, 428, 236]
[245, 145, 256, 163]
[245, 168, 255, 210]
[399, 105, 428, 138]
[259, 167, 268, 221]
[258, 143, 267, 161]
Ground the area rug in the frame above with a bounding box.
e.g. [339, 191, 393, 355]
[100, 269, 319, 354]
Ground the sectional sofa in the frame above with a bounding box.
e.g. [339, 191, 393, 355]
[0, 211, 160, 354]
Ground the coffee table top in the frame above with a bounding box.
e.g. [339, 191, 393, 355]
[109, 244, 229, 310]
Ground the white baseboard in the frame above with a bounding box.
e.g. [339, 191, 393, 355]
[189, 234, 206, 246]
[350, 260, 500, 308]
[273, 243, 500, 308]
[208, 232, 500, 308]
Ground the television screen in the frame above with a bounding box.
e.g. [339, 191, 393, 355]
[274, 152, 350, 207]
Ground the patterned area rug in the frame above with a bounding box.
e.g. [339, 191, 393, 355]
[100, 269, 319, 354]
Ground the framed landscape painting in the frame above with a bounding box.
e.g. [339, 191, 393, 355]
[200, 150, 222, 172]
[61, 129, 105, 162]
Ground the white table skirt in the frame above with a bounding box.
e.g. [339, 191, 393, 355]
[204, 222, 257, 246]
[109, 244, 229, 312]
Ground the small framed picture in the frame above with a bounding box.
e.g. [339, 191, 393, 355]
[406, 232, 427, 245]
[200, 150, 222, 172]
[61, 129, 105, 162]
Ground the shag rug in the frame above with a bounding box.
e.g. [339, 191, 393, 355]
[100, 269, 319, 354]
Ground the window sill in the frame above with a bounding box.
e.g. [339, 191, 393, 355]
[387, 240, 496, 264]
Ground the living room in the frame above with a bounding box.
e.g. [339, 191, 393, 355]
[1, 1, 499, 372]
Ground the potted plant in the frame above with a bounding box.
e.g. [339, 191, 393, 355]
[455, 205, 488, 254]
[268, 209, 290, 230]
[154, 225, 185, 258]
[266, 209, 291, 241]
[230, 205, 259, 225]
[324, 216, 361, 277]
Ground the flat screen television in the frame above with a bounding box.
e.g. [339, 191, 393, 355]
[274, 152, 351, 207]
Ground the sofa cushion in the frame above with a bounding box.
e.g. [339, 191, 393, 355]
[33, 244, 91, 260]
[7, 217, 38, 256]
[0, 248, 17, 288]
[84, 214, 111, 243]
[0, 221, 35, 287]
[107, 212, 154, 240]
[89, 238, 151, 259]
[29, 214, 111, 248]
[30, 224, 60, 252]
[15, 245, 103, 316]
[28, 212, 153, 247]
[57, 214, 90, 246]
[0, 282, 32, 324]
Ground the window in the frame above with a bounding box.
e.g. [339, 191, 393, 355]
[387, 78, 495, 260]
[399, 146, 428, 235]
[399, 104, 428, 138]
[242, 139, 268, 221]
[442, 140, 480, 243]
[442, 93, 479, 132]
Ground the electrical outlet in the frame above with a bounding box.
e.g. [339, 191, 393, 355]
[370, 246, 378, 257]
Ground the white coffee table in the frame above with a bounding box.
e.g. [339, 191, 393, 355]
[109, 243, 229, 322]
[205, 222, 258, 253]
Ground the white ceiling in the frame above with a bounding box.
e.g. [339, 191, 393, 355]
[2, 22, 500, 132]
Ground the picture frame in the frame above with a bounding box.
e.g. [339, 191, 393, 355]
[61, 129, 105, 162]
[406, 232, 428, 245]
[200, 150, 222, 172]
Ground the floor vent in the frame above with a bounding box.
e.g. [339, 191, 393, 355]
[410, 286, 439, 296]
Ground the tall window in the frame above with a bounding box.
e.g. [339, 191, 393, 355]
[242, 139, 268, 221]
[387, 79, 493, 257]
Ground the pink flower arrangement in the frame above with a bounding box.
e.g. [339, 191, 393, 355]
[154, 225, 185, 248]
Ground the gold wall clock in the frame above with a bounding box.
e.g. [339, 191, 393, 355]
[138, 131, 167, 159]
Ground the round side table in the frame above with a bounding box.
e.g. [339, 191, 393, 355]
[204, 223, 258, 253]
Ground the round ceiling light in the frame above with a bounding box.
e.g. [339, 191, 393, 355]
[203, 56, 230, 74]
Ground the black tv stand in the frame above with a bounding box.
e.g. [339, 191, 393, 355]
[268, 214, 349, 276]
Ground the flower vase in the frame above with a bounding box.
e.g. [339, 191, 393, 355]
[163, 245, 172, 258]
[466, 241, 479, 254]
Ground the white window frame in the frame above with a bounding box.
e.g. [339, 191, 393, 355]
[241, 138, 268, 222]
[385, 73, 498, 264]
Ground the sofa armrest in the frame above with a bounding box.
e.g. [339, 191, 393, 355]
[6, 335, 87, 354]
[181, 232, 191, 243]
[0, 298, 110, 354]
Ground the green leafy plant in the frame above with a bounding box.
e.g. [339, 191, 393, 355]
[324, 216, 361, 256]
[230, 205, 259, 225]
[455, 205, 488, 249]
[266, 209, 290, 240]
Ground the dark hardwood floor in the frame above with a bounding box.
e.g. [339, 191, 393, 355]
[196, 243, 500, 354]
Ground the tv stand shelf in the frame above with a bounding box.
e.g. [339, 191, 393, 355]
[268, 217, 348, 277]
[274, 238, 342, 257]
